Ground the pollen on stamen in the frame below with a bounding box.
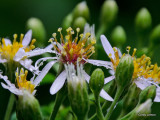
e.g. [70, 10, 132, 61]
[50, 27, 96, 65]
[126, 46, 131, 54]
[0, 32, 36, 61]
[16, 68, 35, 94]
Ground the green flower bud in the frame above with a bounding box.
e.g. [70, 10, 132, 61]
[150, 24, 160, 44]
[73, 17, 87, 31]
[100, 0, 118, 25]
[16, 91, 43, 120]
[111, 26, 126, 47]
[135, 8, 152, 35]
[73, 1, 90, 20]
[68, 80, 89, 120]
[62, 13, 73, 31]
[138, 85, 156, 104]
[131, 99, 152, 120]
[115, 55, 134, 89]
[26, 17, 46, 46]
[122, 84, 141, 113]
[120, 99, 152, 120]
[66, 64, 89, 120]
[89, 68, 104, 96]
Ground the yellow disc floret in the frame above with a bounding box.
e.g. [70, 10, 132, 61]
[0, 34, 36, 61]
[16, 68, 35, 94]
[109, 46, 160, 83]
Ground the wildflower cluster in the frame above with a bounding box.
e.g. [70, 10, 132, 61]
[0, 1, 160, 120]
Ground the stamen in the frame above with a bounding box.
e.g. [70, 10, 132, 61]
[126, 46, 131, 54]
[132, 48, 137, 57]
[13, 34, 18, 43]
[20, 34, 24, 43]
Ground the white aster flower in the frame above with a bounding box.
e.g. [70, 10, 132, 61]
[0, 30, 54, 74]
[35, 25, 114, 101]
[0, 62, 52, 96]
[100, 34, 160, 102]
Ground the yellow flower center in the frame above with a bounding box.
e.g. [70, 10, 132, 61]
[50, 27, 96, 65]
[0, 34, 36, 61]
[16, 68, 35, 94]
[109, 46, 160, 83]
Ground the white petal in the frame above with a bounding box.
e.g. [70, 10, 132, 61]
[25, 48, 56, 57]
[0, 74, 12, 87]
[0, 58, 7, 63]
[83, 71, 90, 83]
[154, 88, 160, 102]
[50, 70, 66, 95]
[87, 59, 112, 69]
[83, 23, 90, 35]
[83, 71, 113, 101]
[1, 82, 10, 89]
[109, 70, 115, 75]
[22, 30, 32, 47]
[19, 59, 40, 75]
[35, 57, 58, 68]
[32, 90, 37, 96]
[100, 89, 113, 101]
[33, 61, 57, 86]
[14, 48, 56, 61]
[4, 39, 11, 45]
[45, 42, 56, 50]
[134, 78, 151, 90]
[14, 48, 25, 61]
[100, 35, 115, 59]
[104, 76, 115, 84]
[117, 48, 122, 57]
[1, 82, 22, 95]
[45, 44, 53, 50]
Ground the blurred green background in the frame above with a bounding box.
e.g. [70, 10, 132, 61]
[0, 0, 160, 120]
[1, 0, 160, 62]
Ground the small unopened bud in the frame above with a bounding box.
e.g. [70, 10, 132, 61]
[135, 8, 152, 35]
[26, 17, 46, 46]
[62, 13, 73, 31]
[115, 55, 134, 88]
[121, 99, 152, 120]
[122, 84, 141, 113]
[16, 91, 43, 120]
[73, 1, 90, 20]
[111, 26, 126, 47]
[133, 99, 152, 120]
[73, 17, 87, 31]
[100, 0, 118, 25]
[138, 85, 156, 104]
[150, 24, 160, 44]
[89, 68, 104, 96]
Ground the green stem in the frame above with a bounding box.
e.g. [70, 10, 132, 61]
[96, 24, 107, 42]
[49, 86, 67, 120]
[118, 109, 126, 119]
[105, 87, 123, 120]
[78, 115, 87, 120]
[89, 80, 117, 120]
[95, 94, 104, 120]
[3, 61, 17, 120]
[118, 110, 135, 120]
[4, 93, 15, 120]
